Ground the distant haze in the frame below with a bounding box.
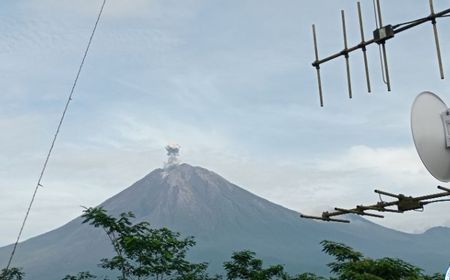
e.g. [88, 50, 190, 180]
[1, 164, 449, 279]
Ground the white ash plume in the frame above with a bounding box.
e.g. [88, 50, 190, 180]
[164, 144, 180, 169]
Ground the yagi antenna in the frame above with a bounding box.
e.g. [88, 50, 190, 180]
[312, 0, 450, 106]
[300, 186, 450, 223]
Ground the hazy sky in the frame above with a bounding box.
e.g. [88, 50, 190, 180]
[1, 0, 450, 246]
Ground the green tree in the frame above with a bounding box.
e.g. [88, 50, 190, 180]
[61, 271, 97, 280]
[290, 273, 326, 280]
[223, 251, 328, 280]
[320, 240, 445, 280]
[0, 267, 25, 280]
[422, 273, 446, 280]
[223, 250, 287, 280]
[81, 207, 212, 280]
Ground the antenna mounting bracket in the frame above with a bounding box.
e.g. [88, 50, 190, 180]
[373, 25, 395, 44]
[441, 109, 450, 148]
[396, 195, 423, 211]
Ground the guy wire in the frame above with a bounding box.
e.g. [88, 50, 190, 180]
[5, 0, 107, 270]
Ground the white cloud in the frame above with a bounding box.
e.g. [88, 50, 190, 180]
[316, 145, 429, 186]
[236, 145, 448, 234]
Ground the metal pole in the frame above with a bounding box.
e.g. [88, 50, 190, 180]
[375, 0, 383, 27]
[312, 24, 324, 107]
[381, 43, 391, 91]
[375, 0, 392, 91]
[429, 0, 445, 79]
[374, 189, 399, 198]
[342, 10, 352, 99]
[357, 2, 371, 93]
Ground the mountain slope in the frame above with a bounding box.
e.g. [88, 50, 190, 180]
[1, 164, 449, 279]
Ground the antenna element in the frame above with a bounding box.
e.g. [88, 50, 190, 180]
[311, 1, 450, 105]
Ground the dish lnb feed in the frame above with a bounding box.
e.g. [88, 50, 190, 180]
[411, 91, 450, 182]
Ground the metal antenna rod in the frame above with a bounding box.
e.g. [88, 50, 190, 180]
[374, 189, 400, 198]
[375, 0, 383, 27]
[334, 207, 384, 218]
[372, 0, 386, 86]
[438, 186, 450, 192]
[357, 2, 371, 93]
[341, 10, 352, 99]
[381, 44, 391, 91]
[429, 0, 445, 79]
[312, 24, 324, 107]
[376, 0, 391, 91]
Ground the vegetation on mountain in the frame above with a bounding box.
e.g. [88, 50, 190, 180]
[1, 207, 445, 280]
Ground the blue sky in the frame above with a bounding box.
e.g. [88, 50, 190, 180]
[1, 0, 450, 246]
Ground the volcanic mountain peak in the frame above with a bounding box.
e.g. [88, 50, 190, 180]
[162, 163, 212, 186]
[101, 163, 263, 228]
[149, 163, 239, 202]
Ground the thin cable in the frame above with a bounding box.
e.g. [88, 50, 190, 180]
[392, 17, 427, 29]
[392, 12, 450, 28]
[422, 199, 450, 205]
[5, 0, 107, 270]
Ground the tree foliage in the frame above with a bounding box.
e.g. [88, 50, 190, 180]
[290, 273, 326, 280]
[223, 251, 330, 280]
[61, 271, 97, 280]
[81, 207, 212, 280]
[320, 240, 444, 280]
[0, 267, 25, 280]
[223, 250, 286, 280]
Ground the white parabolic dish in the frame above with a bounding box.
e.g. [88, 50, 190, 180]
[411, 91, 450, 182]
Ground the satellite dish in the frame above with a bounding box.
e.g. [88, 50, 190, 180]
[411, 91, 450, 182]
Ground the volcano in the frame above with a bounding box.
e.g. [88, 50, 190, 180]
[1, 163, 449, 279]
